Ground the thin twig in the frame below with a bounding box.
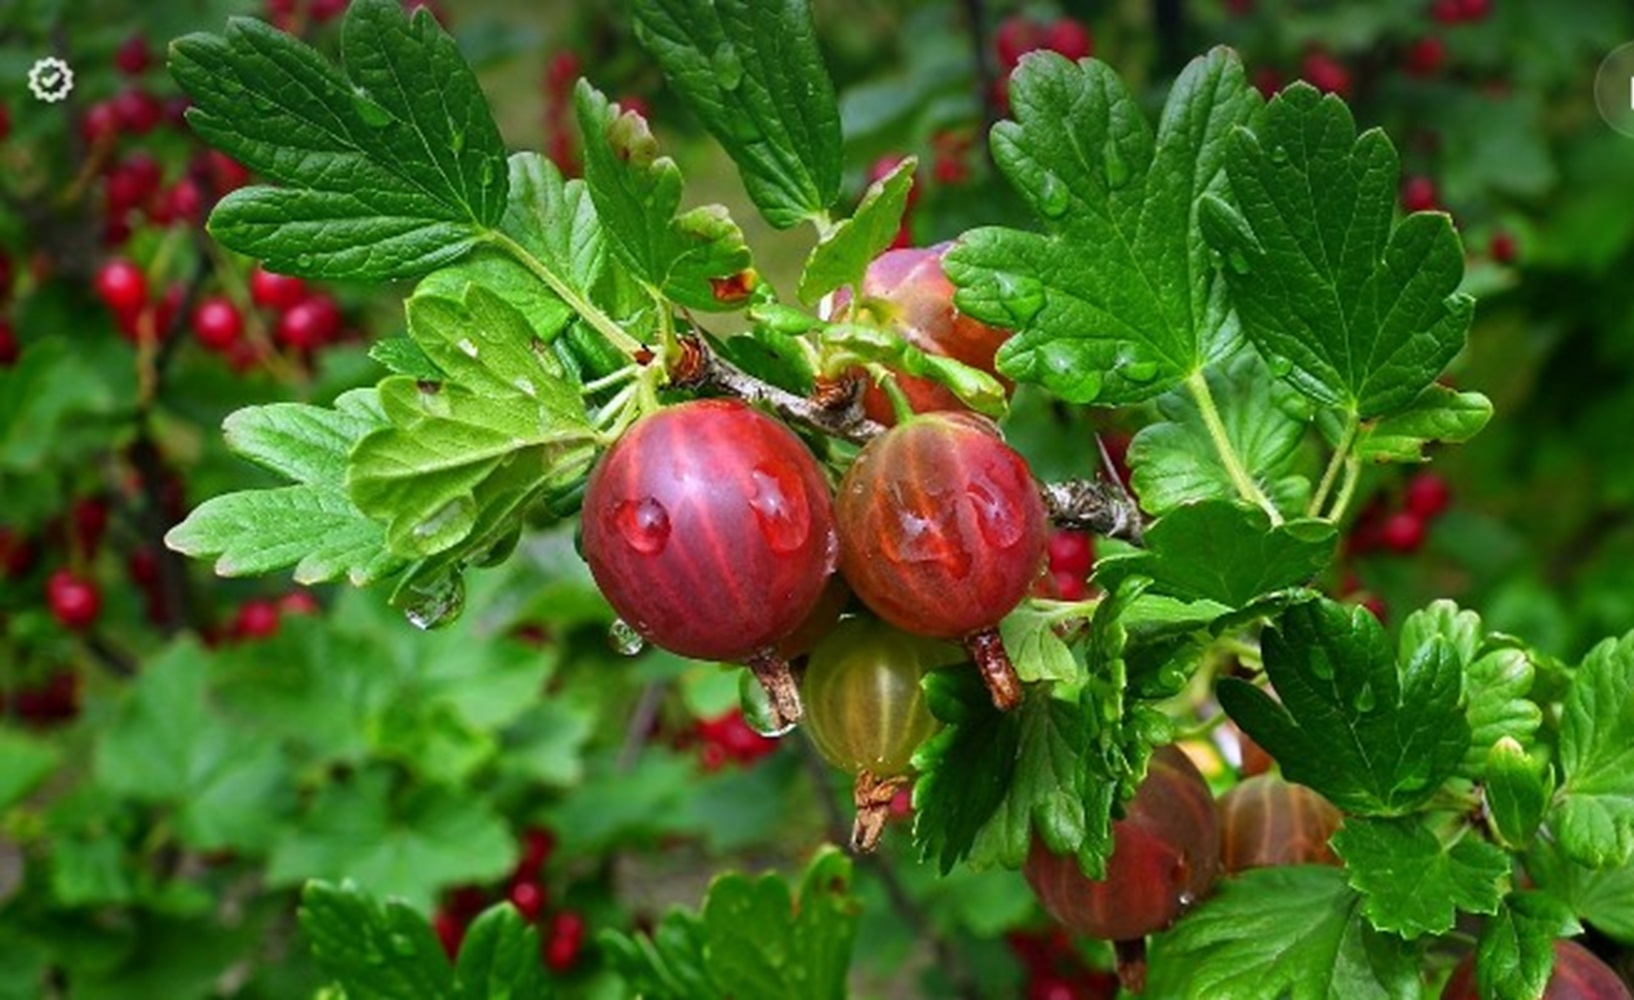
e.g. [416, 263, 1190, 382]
[668, 336, 885, 445]
[1041, 478, 1146, 544]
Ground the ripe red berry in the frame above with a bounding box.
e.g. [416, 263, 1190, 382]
[81, 100, 121, 144]
[128, 546, 160, 588]
[433, 909, 464, 958]
[836, 413, 1046, 641]
[1217, 775, 1344, 873]
[46, 569, 101, 631]
[310, 0, 349, 21]
[1025, 746, 1221, 941]
[1404, 471, 1452, 520]
[994, 17, 1047, 71]
[115, 35, 152, 75]
[1490, 230, 1518, 265]
[95, 258, 147, 316]
[543, 911, 585, 972]
[274, 294, 341, 349]
[112, 88, 163, 135]
[1379, 510, 1426, 554]
[206, 151, 251, 194]
[1456, 0, 1491, 22]
[249, 266, 307, 311]
[1430, 0, 1464, 24]
[1300, 50, 1352, 98]
[581, 399, 838, 663]
[192, 296, 244, 351]
[518, 826, 556, 876]
[71, 496, 109, 555]
[0, 528, 36, 579]
[508, 880, 546, 922]
[546, 52, 581, 98]
[0, 319, 17, 368]
[0, 103, 9, 143]
[279, 590, 320, 616]
[1047, 530, 1095, 578]
[1048, 569, 1088, 602]
[1401, 175, 1438, 213]
[1404, 36, 1446, 77]
[1441, 939, 1631, 1000]
[232, 599, 281, 640]
[0, 251, 12, 301]
[1043, 18, 1093, 61]
[1251, 66, 1283, 100]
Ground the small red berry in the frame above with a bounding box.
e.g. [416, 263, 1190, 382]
[151, 178, 204, 226]
[508, 880, 546, 922]
[0, 251, 12, 301]
[1457, 0, 1491, 22]
[1047, 530, 1095, 578]
[279, 590, 320, 616]
[112, 88, 163, 135]
[1489, 230, 1517, 265]
[71, 496, 109, 555]
[1404, 36, 1446, 77]
[81, 101, 121, 143]
[275, 294, 341, 349]
[543, 912, 585, 972]
[128, 546, 160, 587]
[1050, 569, 1089, 602]
[206, 151, 251, 194]
[115, 35, 152, 75]
[1401, 175, 1438, 213]
[1404, 472, 1451, 520]
[1251, 66, 1283, 100]
[994, 17, 1045, 71]
[232, 599, 281, 641]
[248, 266, 307, 311]
[433, 910, 464, 958]
[519, 826, 556, 874]
[0, 103, 9, 142]
[1430, 0, 1463, 24]
[46, 569, 101, 630]
[310, 0, 349, 21]
[94, 259, 147, 316]
[546, 52, 581, 98]
[192, 296, 244, 351]
[1379, 511, 1426, 554]
[1300, 50, 1351, 98]
[0, 319, 17, 367]
[1043, 18, 1093, 61]
[0, 528, 37, 578]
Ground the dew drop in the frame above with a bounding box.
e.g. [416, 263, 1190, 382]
[450, 131, 465, 154]
[1353, 682, 1377, 713]
[739, 669, 796, 738]
[1266, 354, 1294, 378]
[413, 498, 470, 541]
[711, 43, 745, 90]
[608, 618, 646, 656]
[993, 271, 1045, 326]
[747, 464, 812, 554]
[388, 934, 418, 957]
[1177, 889, 1197, 908]
[1119, 359, 1160, 383]
[1226, 249, 1252, 275]
[296, 253, 315, 270]
[880, 485, 973, 579]
[965, 475, 1025, 549]
[613, 497, 670, 555]
[403, 573, 466, 630]
[1269, 145, 1290, 166]
[1306, 653, 1334, 681]
[455, 337, 479, 357]
[1037, 171, 1070, 218]
[355, 95, 393, 128]
[479, 160, 498, 188]
[1103, 144, 1132, 189]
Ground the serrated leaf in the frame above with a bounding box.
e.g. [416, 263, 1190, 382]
[1218, 597, 1468, 814]
[575, 82, 754, 312]
[452, 906, 546, 1000]
[712, 327, 816, 396]
[166, 392, 406, 585]
[798, 157, 915, 303]
[1525, 842, 1634, 944]
[371, 337, 445, 380]
[825, 321, 1007, 417]
[1474, 893, 1580, 1000]
[633, 0, 841, 229]
[1464, 645, 1542, 776]
[1146, 865, 1421, 1000]
[700, 848, 857, 1000]
[500, 152, 608, 296]
[1486, 737, 1551, 849]
[1552, 631, 1634, 868]
[600, 911, 715, 1000]
[1399, 599, 1483, 669]
[947, 47, 1259, 404]
[1354, 384, 1493, 462]
[1128, 351, 1311, 516]
[910, 670, 1021, 874]
[171, 0, 508, 279]
[1330, 816, 1509, 937]
[1199, 84, 1473, 418]
[300, 880, 454, 1000]
[1093, 499, 1337, 607]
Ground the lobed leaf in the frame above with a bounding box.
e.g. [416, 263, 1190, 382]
[1552, 631, 1634, 868]
[1330, 816, 1509, 938]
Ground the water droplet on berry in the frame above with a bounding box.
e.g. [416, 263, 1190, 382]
[403, 572, 466, 630]
[613, 497, 670, 554]
[747, 464, 811, 554]
[993, 271, 1044, 326]
[966, 474, 1025, 549]
[711, 44, 744, 90]
[1103, 144, 1131, 189]
[608, 618, 645, 655]
[1037, 171, 1070, 218]
[881, 485, 973, 578]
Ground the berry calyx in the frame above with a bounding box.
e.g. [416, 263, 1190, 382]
[95, 258, 148, 316]
[580, 399, 838, 726]
[47, 569, 102, 631]
[192, 296, 244, 351]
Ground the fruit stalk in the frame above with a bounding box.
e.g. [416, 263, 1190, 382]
[851, 769, 909, 853]
[966, 628, 1022, 711]
[747, 648, 804, 729]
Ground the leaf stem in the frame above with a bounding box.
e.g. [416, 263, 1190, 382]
[1327, 455, 1364, 523]
[1185, 370, 1283, 525]
[1308, 417, 1358, 518]
[486, 229, 646, 360]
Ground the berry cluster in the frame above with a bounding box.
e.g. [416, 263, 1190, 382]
[1336, 470, 1455, 620]
[992, 14, 1094, 114]
[1006, 928, 1118, 1000]
[433, 827, 588, 974]
[687, 708, 779, 772]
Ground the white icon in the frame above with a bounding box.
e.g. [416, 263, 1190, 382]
[27, 57, 74, 103]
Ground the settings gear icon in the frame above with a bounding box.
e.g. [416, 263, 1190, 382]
[28, 57, 75, 103]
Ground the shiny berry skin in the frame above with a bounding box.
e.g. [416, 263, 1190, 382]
[1379, 510, 1426, 554]
[842, 244, 1013, 426]
[46, 569, 101, 631]
[1441, 939, 1632, 1000]
[1217, 775, 1343, 874]
[249, 267, 307, 311]
[1025, 746, 1221, 941]
[1404, 471, 1452, 520]
[95, 259, 147, 316]
[837, 412, 1046, 640]
[275, 294, 341, 349]
[192, 296, 243, 351]
[802, 617, 953, 777]
[507, 880, 546, 922]
[581, 399, 838, 662]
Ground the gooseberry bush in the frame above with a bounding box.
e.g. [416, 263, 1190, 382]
[4, 0, 1633, 997]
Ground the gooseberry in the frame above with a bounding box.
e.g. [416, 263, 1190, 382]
[1441, 939, 1631, 1000]
[1217, 774, 1343, 874]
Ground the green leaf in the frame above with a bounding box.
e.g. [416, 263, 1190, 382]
[452, 906, 546, 1000]
[170, 0, 508, 279]
[700, 848, 858, 1000]
[910, 670, 1020, 874]
[602, 911, 714, 1000]
[1398, 599, 1483, 668]
[93, 642, 291, 852]
[0, 727, 60, 810]
[1464, 645, 1542, 777]
[1330, 816, 1509, 938]
[1525, 842, 1634, 944]
[798, 157, 915, 304]
[1474, 893, 1580, 1000]
[371, 337, 444, 380]
[1354, 385, 1494, 463]
[1218, 597, 1468, 814]
[1552, 631, 1634, 868]
[1093, 500, 1336, 607]
[165, 391, 406, 586]
[632, 0, 841, 229]
[348, 284, 597, 559]
[946, 47, 1260, 404]
[300, 880, 453, 1000]
[1146, 865, 1421, 1000]
[1128, 351, 1311, 516]
[1486, 737, 1551, 849]
[825, 322, 1007, 417]
[269, 769, 516, 912]
[575, 82, 754, 312]
[1199, 84, 1473, 418]
[500, 152, 607, 296]
[999, 602, 1083, 685]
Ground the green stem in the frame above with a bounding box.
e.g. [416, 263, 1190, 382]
[1327, 455, 1363, 523]
[873, 364, 916, 425]
[487, 230, 645, 359]
[1308, 417, 1358, 518]
[1185, 371, 1282, 525]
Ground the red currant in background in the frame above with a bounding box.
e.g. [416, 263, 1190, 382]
[1404, 471, 1452, 520]
[1047, 530, 1095, 579]
[1379, 510, 1426, 554]
[113, 88, 163, 135]
[1300, 50, 1352, 98]
[94, 258, 147, 316]
[1217, 774, 1343, 873]
[231, 599, 281, 641]
[81, 100, 121, 144]
[507, 880, 546, 922]
[0, 102, 10, 143]
[115, 34, 152, 75]
[1440, 939, 1632, 1000]
[275, 294, 341, 349]
[192, 296, 244, 351]
[1025, 747, 1221, 989]
[249, 266, 307, 311]
[1404, 36, 1446, 77]
[801, 616, 955, 850]
[580, 399, 837, 726]
[1490, 230, 1518, 265]
[543, 911, 585, 972]
[1401, 175, 1438, 213]
[0, 319, 18, 368]
[46, 569, 102, 631]
[835, 412, 1046, 709]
